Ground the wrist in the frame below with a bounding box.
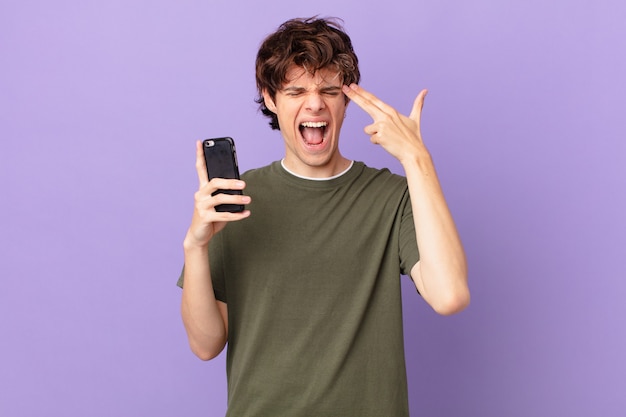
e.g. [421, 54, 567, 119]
[183, 231, 210, 253]
[400, 150, 434, 175]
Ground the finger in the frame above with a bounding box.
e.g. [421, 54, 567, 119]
[195, 140, 210, 186]
[193, 205, 251, 226]
[364, 123, 378, 136]
[349, 84, 396, 113]
[209, 177, 246, 191]
[409, 89, 428, 123]
[195, 179, 247, 206]
[211, 191, 251, 207]
[342, 84, 391, 119]
[194, 189, 250, 217]
[211, 209, 252, 223]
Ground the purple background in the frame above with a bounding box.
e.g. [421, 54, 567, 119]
[2, 0, 625, 416]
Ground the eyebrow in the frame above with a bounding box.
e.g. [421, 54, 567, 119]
[281, 85, 343, 93]
[320, 86, 342, 93]
[282, 86, 307, 93]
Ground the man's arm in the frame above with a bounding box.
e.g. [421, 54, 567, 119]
[342, 85, 469, 315]
[180, 141, 251, 360]
[403, 152, 469, 315]
[181, 244, 229, 360]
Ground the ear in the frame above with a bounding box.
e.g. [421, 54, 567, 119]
[262, 90, 277, 113]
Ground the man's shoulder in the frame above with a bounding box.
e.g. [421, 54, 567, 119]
[241, 161, 279, 182]
[359, 162, 401, 177]
[357, 162, 408, 188]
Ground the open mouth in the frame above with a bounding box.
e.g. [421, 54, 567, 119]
[299, 121, 328, 146]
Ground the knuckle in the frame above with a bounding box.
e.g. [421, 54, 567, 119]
[213, 193, 230, 205]
[209, 178, 224, 188]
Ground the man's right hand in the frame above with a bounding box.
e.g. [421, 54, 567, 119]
[184, 140, 251, 249]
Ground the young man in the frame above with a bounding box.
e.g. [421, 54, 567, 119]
[179, 17, 469, 416]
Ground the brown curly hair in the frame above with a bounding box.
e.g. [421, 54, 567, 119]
[255, 17, 361, 130]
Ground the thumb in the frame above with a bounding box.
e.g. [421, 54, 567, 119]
[409, 89, 428, 122]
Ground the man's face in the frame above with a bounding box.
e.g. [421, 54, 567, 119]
[263, 66, 348, 177]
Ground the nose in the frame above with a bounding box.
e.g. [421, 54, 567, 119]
[305, 92, 325, 112]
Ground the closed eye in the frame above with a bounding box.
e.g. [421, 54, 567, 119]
[281, 86, 342, 97]
[283, 87, 306, 97]
[321, 87, 342, 96]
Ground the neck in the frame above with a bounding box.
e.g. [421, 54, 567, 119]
[282, 155, 352, 179]
[281, 159, 354, 180]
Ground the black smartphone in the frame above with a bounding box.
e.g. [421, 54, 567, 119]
[202, 137, 245, 213]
